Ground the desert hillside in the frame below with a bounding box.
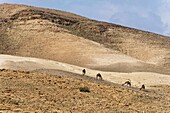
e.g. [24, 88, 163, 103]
[0, 4, 170, 73]
[0, 4, 170, 112]
[0, 54, 170, 87]
[0, 69, 169, 112]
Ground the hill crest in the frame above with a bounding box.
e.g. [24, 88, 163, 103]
[0, 3, 170, 70]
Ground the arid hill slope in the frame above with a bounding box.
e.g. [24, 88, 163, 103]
[0, 54, 170, 87]
[0, 69, 169, 112]
[0, 4, 170, 70]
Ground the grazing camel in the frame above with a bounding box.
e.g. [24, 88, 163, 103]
[122, 80, 131, 87]
[82, 69, 86, 75]
[140, 84, 145, 90]
[96, 73, 103, 80]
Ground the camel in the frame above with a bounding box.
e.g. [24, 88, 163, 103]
[82, 69, 86, 75]
[140, 84, 145, 90]
[122, 80, 131, 87]
[96, 73, 103, 80]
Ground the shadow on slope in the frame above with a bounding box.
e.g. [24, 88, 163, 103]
[90, 62, 170, 75]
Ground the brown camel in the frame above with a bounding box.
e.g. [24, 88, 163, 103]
[140, 84, 145, 90]
[122, 81, 131, 87]
[82, 69, 86, 75]
[96, 73, 103, 80]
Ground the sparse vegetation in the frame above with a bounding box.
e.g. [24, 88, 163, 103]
[0, 3, 169, 113]
[0, 51, 4, 54]
[79, 86, 90, 93]
[0, 69, 169, 112]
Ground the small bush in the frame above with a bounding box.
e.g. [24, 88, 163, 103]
[79, 86, 90, 93]
[0, 51, 4, 54]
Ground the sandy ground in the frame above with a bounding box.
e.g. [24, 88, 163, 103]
[2, 17, 169, 73]
[0, 54, 169, 88]
[6, 18, 148, 71]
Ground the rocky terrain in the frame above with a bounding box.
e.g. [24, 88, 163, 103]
[0, 69, 170, 112]
[0, 3, 170, 112]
